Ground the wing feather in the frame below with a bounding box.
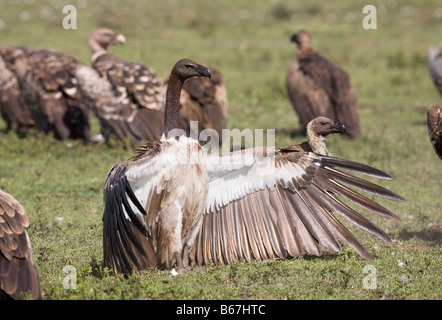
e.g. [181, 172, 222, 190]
[190, 148, 404, 266]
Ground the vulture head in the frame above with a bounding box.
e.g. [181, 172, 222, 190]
[172, 58, 212, 83]
[290, 29, 312, 50]
[308, 116, 346, 138]
[88, 28, 126, 53]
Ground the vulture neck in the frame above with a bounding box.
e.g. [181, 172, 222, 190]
[163, 73, 183, 138]
[89, 37, 107, 55]
[297, 47, 315, 61]
[307, 126, 329, 156]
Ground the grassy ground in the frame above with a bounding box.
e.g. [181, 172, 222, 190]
[0, 0, 441, 300]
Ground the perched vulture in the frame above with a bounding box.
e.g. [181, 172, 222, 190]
[103, 58, 404, 276]
[286, 30, 361, 139]
[0, 47, 35, 132]
[427, 104, 442, 160]
[13, 49, 91, 140]
[0, 189, 41, 300]
[86, 28, 227, 145]
[426, 44, 442, 95]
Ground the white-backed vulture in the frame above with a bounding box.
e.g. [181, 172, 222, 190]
[0, 47, 35, 132]
[0, 189, 41, 300]
[427, 103, 442, 160]
[103, 58, 212, 274]
[1, 46, 91, 140]
[426, 44, 442, 95]
[15, 49, 91, 140]
[103, 59, 404, 276]
[286, 30, 361, 139]
[86, 28, 227, 145]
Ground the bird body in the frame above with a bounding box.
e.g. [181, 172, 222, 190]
[103, 58, 213, 274]
[0, 46, 90, 140]
[426, 44, 442, 95]
[286, 30, 360, 139]
[427, 103, 442, 160]
[86, 28, 227, 145]
[104, 60, 404, 275]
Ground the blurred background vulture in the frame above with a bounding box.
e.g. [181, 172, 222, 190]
[426, 44, 442, 96]
[286, 30, 361, 139]
[0, 46, 90, 141]
[85, 28, 228, 145]
[102, 56, 404, 275]
[0, 47, 35, 133]
[0, 188, 41, 300]
[427, 104, 442, 160]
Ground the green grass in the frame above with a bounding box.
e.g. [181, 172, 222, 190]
[0, 0, 441, 300]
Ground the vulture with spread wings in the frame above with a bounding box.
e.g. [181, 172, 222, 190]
[286, 30, 360, 139]
[102, 58, 404, 276]
[0, 189, 41, 300]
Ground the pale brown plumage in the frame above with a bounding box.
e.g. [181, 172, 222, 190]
[427, 104, 442, 160]
[426, 44, 442, 96]
[104, 82, 404, 276]
[189, 116, 403, 266]
[0, 189, 41, 300]
[86, 28, 227, 145]
[0, 47, 35, 132]
[88, 28, 165, 145]
[7, 47, 90, 140]
[103, 58, 212, 275]
[286, 30, 361, 139]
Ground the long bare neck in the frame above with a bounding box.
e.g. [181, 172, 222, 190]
[89, 37, 107, 54]
[307, 125, 329, 156]
[163, 73, 183, 137]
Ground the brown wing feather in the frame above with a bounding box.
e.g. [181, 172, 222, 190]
[287, 51, 360, 139]
[14, 49, 90, 140]
[0, 189, 41, 300]
[180, 67, 228, 142]
[427, 104, 442, 160]
[191, 149, 404, 266]
[91, 53, 164, 144]
[0, 51, 35, 131]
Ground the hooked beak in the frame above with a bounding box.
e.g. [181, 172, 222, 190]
[113, 33, 126, 45]
[290, 33, 298, 44]
[333, 121, 346, 134]
[197, 64, 212, 79]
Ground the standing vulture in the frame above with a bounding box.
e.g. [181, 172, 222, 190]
[14, 49, 90, 141]
[0, 47, 35, 132]
[286, 30, 361, 139]
[86, 28, 227, 145]
[0, 189, 41, 300]
[426, 44, 442, 95]
[427, 104, 442, 160]
[103, 58, 404, 276]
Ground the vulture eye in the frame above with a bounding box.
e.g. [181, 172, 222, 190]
[321, 121, 326, 125]
[184, 64, 192, 69]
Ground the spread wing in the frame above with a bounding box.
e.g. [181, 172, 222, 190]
[0, 189, 41, 300]
[190, 147, 404, 266]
